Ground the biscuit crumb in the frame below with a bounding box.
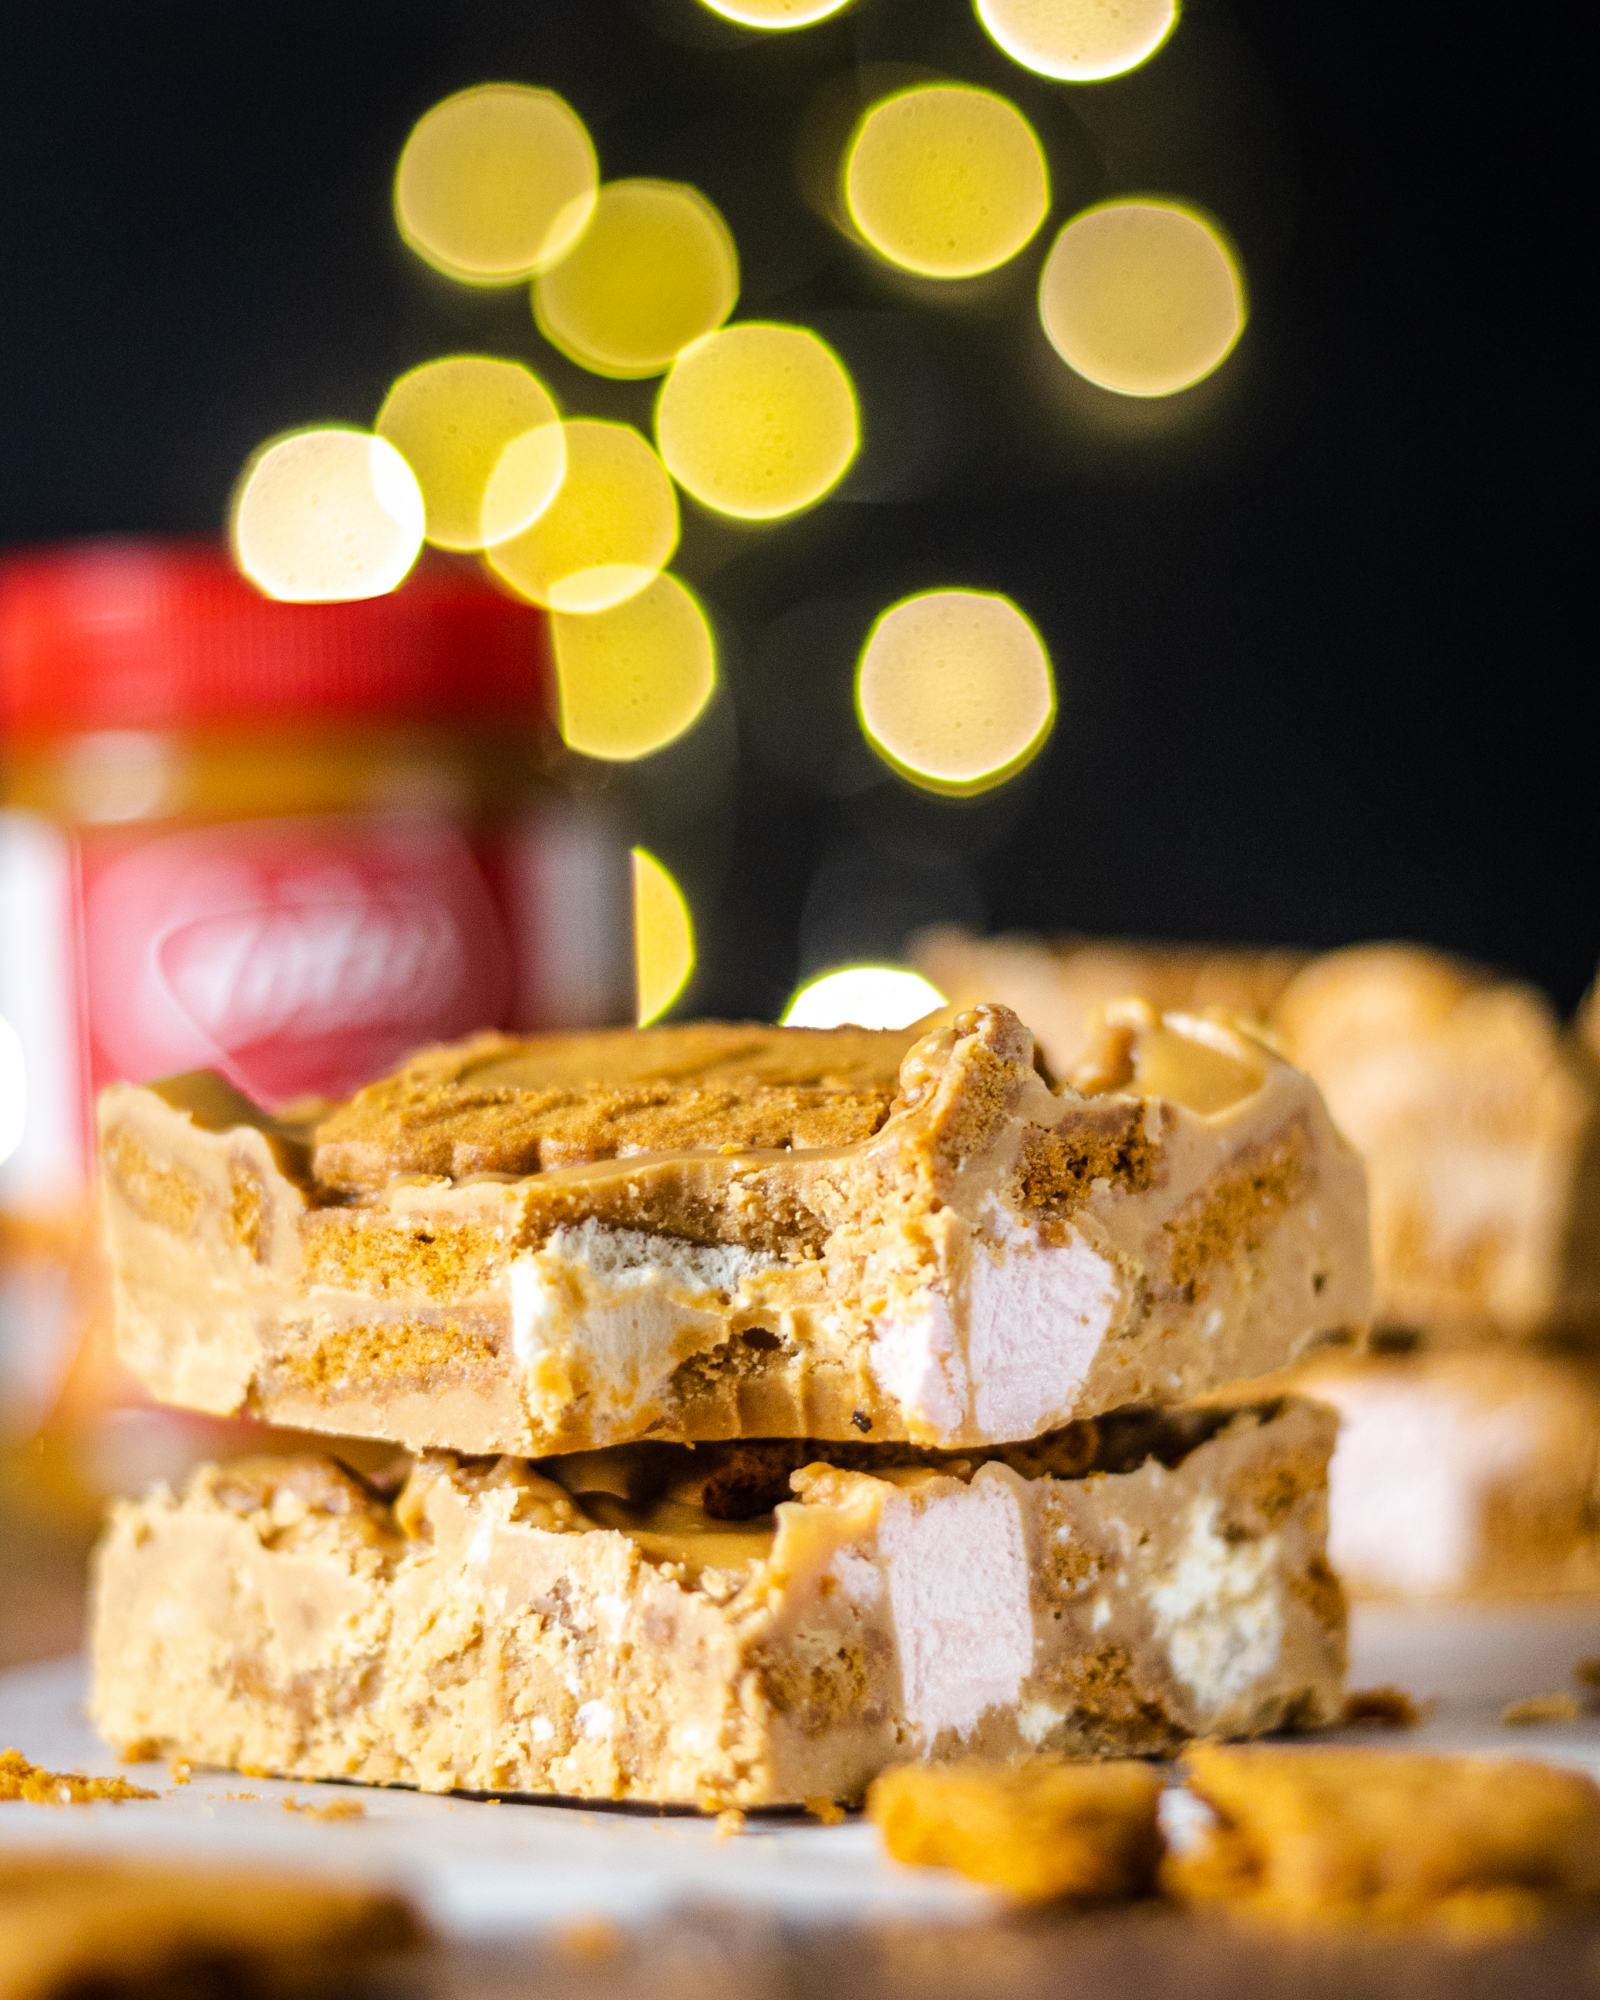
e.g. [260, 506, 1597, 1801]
[868, 1759, 1163, 1904]
[1167, 1745, 1600, 1925]
[552, 1915, 624, 1963]
[1343, 1686, 1427, 1729]
[0, 1748, 158, 1806]
[224, 1790, 261, 1802]
[714, 1807, 747, 1839]
[167, 1759, 193, 1786]
[1574, 1658, 1600, 1695]
[804, 1795, 846, 1825]
[116, 1738, 161, 1765]
[1502, 1694, 1582, 1726]
[283, 1794, 366, 1821]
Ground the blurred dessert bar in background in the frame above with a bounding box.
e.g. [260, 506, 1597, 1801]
[1298, 1348, 1600, 1599]
[918, 929, 1600, 1601]
[92, 1398, 1344, 1807]
[96, 1003, 1368, 1457]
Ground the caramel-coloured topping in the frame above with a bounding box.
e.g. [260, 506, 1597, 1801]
[312, 1022, 916, 1193]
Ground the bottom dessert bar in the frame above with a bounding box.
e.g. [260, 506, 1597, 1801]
[90, 1399, 1345, 1808]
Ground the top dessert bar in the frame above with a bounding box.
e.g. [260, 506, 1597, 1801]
[921, 931, 1600, 1344]
[98, 1000, 1370, 1457]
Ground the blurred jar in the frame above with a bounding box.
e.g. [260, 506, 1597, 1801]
[0, 539, 627, 1499]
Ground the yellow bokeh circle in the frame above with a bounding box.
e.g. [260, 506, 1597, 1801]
[856, 588, 1056, 794]
[395, 84, 599, 285]
[375, 355, 564, 551]
[231, 428, 425, 604]
[975, 0, 1178, 83]
[534, 180, 740, 380]
[1038, 199, 1245, 397]
[633, 847, 696, 1026]
[488, 420, 679, 615]
[782, 965, 945, 1030]
[655, 322, 859, 521]
[552, 572, 716, 761]
[843, 84, 1050, 279]
[697, 0, 856, 27]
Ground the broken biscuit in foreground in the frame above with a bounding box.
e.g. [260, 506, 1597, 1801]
[90, 1398, 1344, 1808]
[97, 1001, 1370, 1458]
[1166, 1745, 1600, 1925]
[0, 1853, 418, 2000]
[868, 1757, 1163, 1903]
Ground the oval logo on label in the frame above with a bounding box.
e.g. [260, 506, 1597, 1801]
[82, 817, 513, 1104]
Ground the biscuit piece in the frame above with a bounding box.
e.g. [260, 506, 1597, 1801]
[868, 1757, 1163, 1903]
[918, 931, 1600, 1345]
[1299, 1349, 1600, 1599]
[1166, 1745, 1600, 1924]
[97, 1003, 1369, 1457]
[89, 1399, 1345, 1809]
[0, 1854, 417, 2000]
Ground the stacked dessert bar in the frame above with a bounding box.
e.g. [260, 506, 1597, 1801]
[921, 932, 1600, 1600]
[90, 1001, 1368, 1805]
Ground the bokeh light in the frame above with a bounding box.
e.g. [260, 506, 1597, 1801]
[1038, 199, 1245, 397]
[552, 572, 716, 761]
[842, 84, 1050, 279]
[487, 419, 679, 613]
[697, 0, 856, 27]
[975, 0, 1179, 83]
[856, 588, 1056, 794]
[375, 355, 564, 550]
[231, 428, 425, 603]
[0, 1016, 24, 1171]
[782, 965, 944, 1030]
[655, 323, 859, 520]
[534, 179, 739, 380]
[633, 847, 696, 1026]
[395, 84, 599, 285]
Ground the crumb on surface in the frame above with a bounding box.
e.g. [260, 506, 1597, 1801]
[167, 1759, 193, 1786]
[867, 1758, 1163, 1905]
[1574, 1658, 1600, 1693]
[714, 1808, 747, 1839]
[804, 1795, 847, 1825]
[1343, 1686, 1428, 1729]
[1502, 1694, 1582, 1727]
[551, 1915, 624, 1964]
[282, 1794, 366, 1821]
[0, 1748, 158, 1806]
[115, 1738, 161, 1766]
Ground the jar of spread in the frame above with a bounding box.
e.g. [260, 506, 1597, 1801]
[0, 538, 627, 1484]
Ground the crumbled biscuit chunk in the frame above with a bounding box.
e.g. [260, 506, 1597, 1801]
[0, 1750, 156, 1806]
[868, 1758, 1164, 1903]
[0, 1853, 417, 2000]
[1166, 1746, 1600, 1924]
[1502, 1695, 1583, 1727]
[1342, 1686, 1427, 1729]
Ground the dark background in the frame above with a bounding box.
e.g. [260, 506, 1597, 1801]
[1, 0, 1583, 1020]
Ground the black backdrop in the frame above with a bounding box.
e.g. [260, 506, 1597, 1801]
[2, 0, 1585, 1021]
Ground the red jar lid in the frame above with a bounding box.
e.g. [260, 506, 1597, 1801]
[0, 539, 553, 740]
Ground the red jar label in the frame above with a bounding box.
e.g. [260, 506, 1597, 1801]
[0, 806, 626, 1197]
